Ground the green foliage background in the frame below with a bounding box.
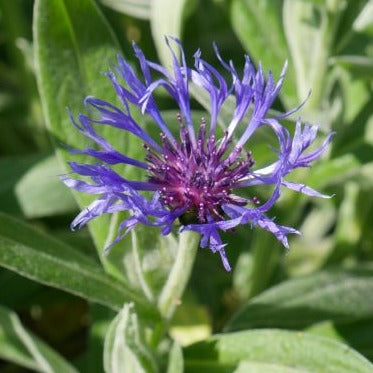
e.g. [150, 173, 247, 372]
[0, 0, 373, 372]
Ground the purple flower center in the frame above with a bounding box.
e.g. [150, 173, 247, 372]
[63, 38, 334, 271]
[144, 114, 255, 223]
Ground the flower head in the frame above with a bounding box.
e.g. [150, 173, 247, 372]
[62, 38, 333, 271]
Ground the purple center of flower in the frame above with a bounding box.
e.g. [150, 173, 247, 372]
[63, 38, 334, 271]
[144, 114, 255, 223]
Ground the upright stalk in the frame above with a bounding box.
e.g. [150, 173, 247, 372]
[157, 230, 200, 320]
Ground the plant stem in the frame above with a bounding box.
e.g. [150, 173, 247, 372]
[157, 230, 200, 320]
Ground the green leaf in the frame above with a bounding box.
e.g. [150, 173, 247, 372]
[326, 182, 373, 265]
[332, 93, 373, 157]
[0, 153, 77, 218]
[329, 55, 373, 79]
[0, 212, 157, 319]
[167, 341, 183, 373]
[306, 154, 361, 190]
[283, 0, 338, 111]
[184, 330, 373, 373]
[353, 0, 373, 35]
[334, 182, 360, 247]
[100, 0, 151, 19]
[104, 303, 158, 373]
[122, 224, 178, 302]
[230, 0, 298, 109]
[333, 1, 368, 54]
[307, 318, 373, 362]
[233, 361, 308, 373]
[33, 0, 135, 278]
[233, 231, 281, 300]
[284, 201, 336, 276]
[225, 267, 373, 332]
[150, 0, 196, 67]
[0, 305, 78, 373]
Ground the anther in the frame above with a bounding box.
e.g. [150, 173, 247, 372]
[252, 196, 260, 205]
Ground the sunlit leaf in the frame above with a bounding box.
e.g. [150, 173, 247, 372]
[306, 154, 361, 190]
[353, 0, 373, 35]
[184, 329, 373, 373]
[230, 0, 298, 109]
[283, 0, 340, 111]
[150, 0, 196, 67]
[307, 318, 373, 362]
[167, 341, 183, 373]
[100, 0, 151, 19]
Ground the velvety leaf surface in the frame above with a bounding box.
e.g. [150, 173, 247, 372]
[104, 303, 158, 373]
[150, 0, 195, 66]
[0, 213, 157, 319]
[184, 330, 373, 373]
[167, 342, 183, 373]
[100, 0, 151, 19]
[283, 0, 344, 111]
[230, 0, 298, 109]
[33, 0, 135, 278]
[233, 361, 308, 373]
[226, 267, 373, 331]
[122, 224, 178, 301]
[307, 318, 373, 362]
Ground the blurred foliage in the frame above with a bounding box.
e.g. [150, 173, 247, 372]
[0, 0, 373, 372]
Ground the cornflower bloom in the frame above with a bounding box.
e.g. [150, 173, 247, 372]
[62, 38, 333, 271]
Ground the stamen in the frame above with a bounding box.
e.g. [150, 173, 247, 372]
[252, 196, 260, 205]
[146, 125, 255, 222]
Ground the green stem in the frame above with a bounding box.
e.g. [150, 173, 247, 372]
[149, 321, 166, 349]
[157, 230, 199, 320]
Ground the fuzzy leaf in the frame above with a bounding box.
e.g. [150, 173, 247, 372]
[33, 0, 136, 279]
[0, 213, 157, 319]
[150, 0, 195, 67]
[100, 0, 151, 19]
[184, 330, 373, 373]
[104, 304, 158, 373]
[226, 267, 373, 331]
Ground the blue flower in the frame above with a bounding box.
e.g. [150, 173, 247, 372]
[62, 38, 333, 271]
